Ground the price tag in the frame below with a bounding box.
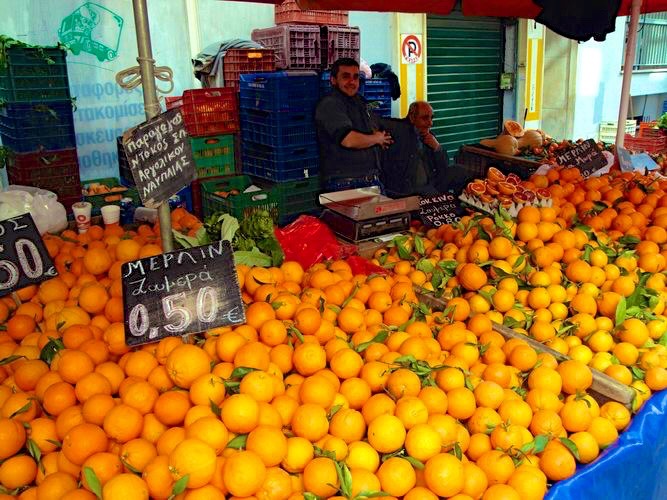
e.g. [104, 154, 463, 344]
[122, 108, 196, 208]
[419, 192, 466, 228]
[121, 240, 245, 346]
[555, 139, 607, 177]
[0, 213, 58, 296]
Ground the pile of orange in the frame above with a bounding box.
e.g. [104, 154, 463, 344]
[0, 164, 664, 500]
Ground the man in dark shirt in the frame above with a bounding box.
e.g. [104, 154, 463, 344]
[382, 101, 449, 197]
[315, 58, 393, 191]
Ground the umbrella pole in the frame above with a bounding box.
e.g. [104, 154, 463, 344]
[615, 0, 643, 148]
[131, 0, 174, 252]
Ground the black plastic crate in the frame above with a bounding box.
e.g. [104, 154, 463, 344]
[242, 154, 319, 182]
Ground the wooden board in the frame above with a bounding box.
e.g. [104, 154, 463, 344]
[415, 290, 635, 409]
[0, 213, 57, 296]
[122, 108, 196, 208]
[121, 240, 245, 346]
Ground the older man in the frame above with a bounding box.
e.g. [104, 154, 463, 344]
[315, 58, 393, 191]
[382, 101, 449, 197]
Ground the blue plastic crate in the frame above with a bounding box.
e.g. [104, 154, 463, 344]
[363, 78, 392, 100]
[240, 109, 316, 147]
[242, 140, 318, 163]
[320, 70, 366, 97]
[0, 100, 75, 139]
[242, 151, 319, 182]
[240, 71, 319, 112]
[663, 100, 667, 114]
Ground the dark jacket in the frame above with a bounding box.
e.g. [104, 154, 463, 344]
[381, 118, 449, 197]
[315, 88, 384, 186]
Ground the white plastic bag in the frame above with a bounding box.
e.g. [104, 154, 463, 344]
[0, 185, 68, 235]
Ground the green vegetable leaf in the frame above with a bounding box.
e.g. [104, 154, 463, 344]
[171, 474, 190, 496]
[414, 235, 426, 256]
[416, 258, 435, 274]
[220, 214, 240, 242]
[83, 466, 103, 499]
[172, 229, 201, 249]
[615, 296, 627, 327]
[559, 437, 580, 461]
[402, 455, 426, 469]
[39, 337, 64, 366]
[27, 438, 41, 463]
[226, 434, 248, 449]
[0, 354, 25, 366]
[355, 330, 389, 353]
[233, 249, 272, 267]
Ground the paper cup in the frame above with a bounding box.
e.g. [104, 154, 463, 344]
[72, 201, 92, 234]
[101, 205, 121, 225]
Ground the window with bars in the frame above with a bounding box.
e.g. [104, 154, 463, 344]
[627, 12, 667, 71]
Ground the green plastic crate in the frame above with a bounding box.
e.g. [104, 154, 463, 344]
[0, 46, 70, 102]
[249, 176, 321, 226]
[190, 134, 235, 179]
[201, 175, 278, 221]
[82, 177, 139, 215]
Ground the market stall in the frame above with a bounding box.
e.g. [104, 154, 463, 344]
[1, 1, 667, 499]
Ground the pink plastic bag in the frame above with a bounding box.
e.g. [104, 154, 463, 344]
[275, 215, 357, 270]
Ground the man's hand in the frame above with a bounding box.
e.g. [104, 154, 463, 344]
[373, 130, 394, 149]
[421, 131, 441, 151]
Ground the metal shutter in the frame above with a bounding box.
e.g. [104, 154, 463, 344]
[427, 13, 504, 160]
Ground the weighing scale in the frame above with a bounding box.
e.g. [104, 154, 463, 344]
[319, 187, 420, 242]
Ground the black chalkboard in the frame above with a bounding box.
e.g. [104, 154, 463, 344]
[555, 139, 607, 177]
[121, 239, 246, 346]
[419, 193, 466, 227]
[0, 213, 58, 297]
[123, 108, 196, 208]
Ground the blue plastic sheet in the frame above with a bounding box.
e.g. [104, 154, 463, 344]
[547, 389, 667, 499]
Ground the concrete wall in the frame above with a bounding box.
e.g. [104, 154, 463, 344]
[542, 28, 577, 140]
[0, 0, 393, 182]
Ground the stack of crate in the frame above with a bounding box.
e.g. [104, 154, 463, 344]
[0, 43, 80, 209]
[236, 71, 321, 224]
[164, 88, 239, 216]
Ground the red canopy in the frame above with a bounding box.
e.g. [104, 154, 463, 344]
[231, 0, 667, 16]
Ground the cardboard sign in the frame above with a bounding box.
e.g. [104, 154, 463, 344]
[618, 146, 660, 173]
[121, 240, 245, 346]
[123, 108, 195, 208]
[554, 139, 607, 177]
[419, 192, 466, 227]
[0, 213, 58, 296]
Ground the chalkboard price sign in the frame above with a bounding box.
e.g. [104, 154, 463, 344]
[121, 240, 245, 346]
[0, 213, 58, 297]
[419, 192, 466, 227]
[123, 108, 196, 208]
[555, 139, 607, 177]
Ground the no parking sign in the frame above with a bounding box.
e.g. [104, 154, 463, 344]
[401, 34, 423, 64]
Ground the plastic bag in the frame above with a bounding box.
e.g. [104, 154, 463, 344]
[0, 185, 68, 234]
[275, 215, 357, 270]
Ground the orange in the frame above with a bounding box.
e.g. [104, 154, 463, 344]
[83, 247, 113, 275]
[246, 425, 288, 467]
[169, 438, 217, 489]
[78, 283, 109, 314]
[539, 442, 576, 481]
[367, 414, 406, 453]
[221, 393, 259, 434]
[424, 453, 465, 498]
[62, 423, 108, 466]
[303, 457, 339, 498]
[101, 473, 149, 500]
[0, 454, 37, 490]
[165, 344, 211, 389]
[103, 403, 143, 443]
[374, 456, 416, 497]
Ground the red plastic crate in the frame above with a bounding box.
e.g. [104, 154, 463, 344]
[252, 25, 320, 70]
[624, 134, 667, 154]
[320, 26, 361, 69]
[222, 49, 276, 90]
[6, 148, 80, 184]
[165, 88, 239, 136]
[275, 0, 348, 26]
[638, 121, 665, 139]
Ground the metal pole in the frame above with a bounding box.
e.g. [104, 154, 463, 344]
[615, 0, 643, 148]
[131, 0, 174, 252]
